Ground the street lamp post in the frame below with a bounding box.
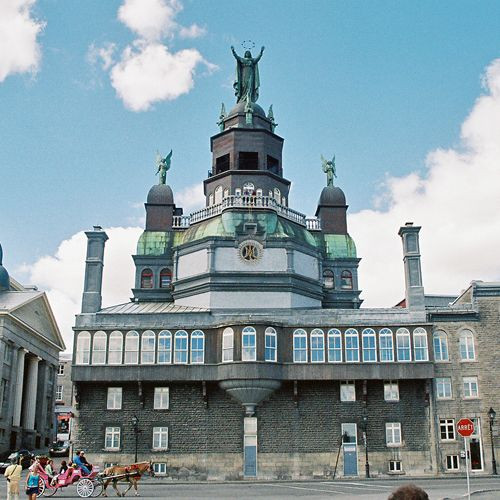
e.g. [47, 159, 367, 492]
[132, 415, 139, 463]
[488, 407, 497, 475]
[362, 415, 370, 478]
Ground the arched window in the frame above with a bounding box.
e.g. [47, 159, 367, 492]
[413, 327, 429, 361]
[268, 190, 273, 198]
[243, 182, 255, 196]
[76, 331, 91, 365]
[459, 329, 475, 361]
[310, 329, 325, 363]
[222, 327, 234, 362]
[323, 269, 334, 289]
[265, 327, 277, 362]
[345, 328, 359, 362]
[256, 188, 263, 198]
[141, 330, 156, 364]
[174, 330, 188, 364]
[362, 328, 377, 362]
[159, 268, 172, 288]
[208, 194, 214, 205]
[281, 196, 286, 206]
[293, 329, 307, 363]
[108, 331, 123, 365]
[274, 188, 281, 202]
[141, 268, 153, 288]
[379, 328, 394, 362]
[341, 270, 353, 290]
[223, 188, 229, 199]
[124, 331, 139, 364]
[235, 188, 242, 197]
[433, 330, 449, 362]
[214, 185, 223, 204]
[157, 330, 172, 364]
[92, 331, 107, 365]
[191, 330, 205, 364]
[327, 329, 342, 362]
[396, 328, 411, 361]
[242, 327, 256, 361]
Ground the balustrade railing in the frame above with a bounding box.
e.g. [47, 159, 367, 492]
[305, 217, 321, 231]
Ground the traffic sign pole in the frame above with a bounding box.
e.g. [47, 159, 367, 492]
[457, 418, 474, 500]
[464, 436, 470, 500]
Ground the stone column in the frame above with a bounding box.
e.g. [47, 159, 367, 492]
[22, 355, 41, 430]
[12, 348, 28, 427]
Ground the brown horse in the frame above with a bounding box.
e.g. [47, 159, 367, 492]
[102, 461, 154, 497]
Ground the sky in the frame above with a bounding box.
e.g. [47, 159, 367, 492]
[1, 0, 500, 348]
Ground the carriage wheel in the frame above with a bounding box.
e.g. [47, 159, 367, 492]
[91, 478, 103, 497]
[36, 478, 46, 498]
[43, 485, 58, 497]
[76, 478, 95, 498]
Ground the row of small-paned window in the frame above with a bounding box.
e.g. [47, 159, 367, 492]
[75, 330, 205, 365]
[106, 387, 169, 410]
[322, 270, 353, 290]
[104, 425, 169, 451]
[435, 376, 480, 400]
[292, 328, 429, 363]
[432, 329, 476, 362]
[140, 268, 172, 289]
[209, 184, 286, 206]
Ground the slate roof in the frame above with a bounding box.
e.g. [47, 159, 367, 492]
[98, 301, 209, 314]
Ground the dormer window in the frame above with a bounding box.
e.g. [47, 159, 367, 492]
[160, 268, 172, 288]
[341, 270, 353, 290]
[141, 268, 153, 288]
[238, 152, 258, 170]
[323, 269, 334, 289]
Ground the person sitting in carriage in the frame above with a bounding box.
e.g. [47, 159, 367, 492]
[72, 451, 92, 476]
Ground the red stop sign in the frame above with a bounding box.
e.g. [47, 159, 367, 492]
[457, 418, 475, 437]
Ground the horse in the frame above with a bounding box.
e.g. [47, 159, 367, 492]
[102, 461, 154, 497]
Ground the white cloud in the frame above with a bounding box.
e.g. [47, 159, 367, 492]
[87, 42, 116, 71]
[179, 23, 207, 39]
[0, 0, 45, 82]
[176, 182, 205, 211]
[349, 58, 500, 307]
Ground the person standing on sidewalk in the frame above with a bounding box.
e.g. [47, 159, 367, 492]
[4, 458, 22, 500]
[25, 468, 40, 500]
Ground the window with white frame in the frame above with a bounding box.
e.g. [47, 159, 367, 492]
[242, 327, 256, 361]
[389, 460, 402, 472]
[157, 330, 172, 364]
[396, 328, 411, 361]
[379, 328, 394, 362]
[264, 327, 277, 362]
[190, 330, 205, 364]
[105, 427, 120, 450]
[459, 330, 475, 361]
[436, 377, 453, 399]
[141, 330, 156, 364]
[384, 381, 399, 401]
[56, 385, 63, 401]
[310, 329, 325, 363]
[413, 328, 429, 361]
[345, 329, 359, 362]
[446, 455, 459, 471]
[222, 327, 234, 362]
[154, 387, 169, 410]
[174, 331, 188, 364]
[76, 331, 91, 365]
[293, 329, 307, 363]
[463, 376, 479, 398]
[92, 331, 107, 365]
[124, 331, 139, 364]
[152, 426, 168, 450]
[439, 419, 455, 441]
[340, 381, 356, 402]
[327, 329, 342, 362]
[58, 364, 65, 376]
[385, 422, 402, 446]
[108, 331, 123, 365]
[362, 328, 377, 362]
[107, 387, 122, 410]
[153, 463, 167, 475]
[433, 330, 449, 361]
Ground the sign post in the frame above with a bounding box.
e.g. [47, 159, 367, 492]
[457, 418, 475, 500]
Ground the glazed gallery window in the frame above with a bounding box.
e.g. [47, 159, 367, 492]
[310, 329, 325, 363]
[105, 427, 120, 450]
[190, 330, 205, 364]
[327, 329, 342, 363]
[124, 331, 139, 364]
[140, 268, 153, 288]
[362, 328, 377, 362]
[153, 427, 169, 450]
[174, 331, 188, 364]
[242, 327, 257, 361]
[345, 329, 359, 362]
[141, 330, 156, 364]
[340, 270, 353, 290]
[76, 332, 91, 364]
[440, 419, 455, 441]
[385, 422, 402, 446]
[340, 381, 356, 402]
[107, 387, 122, 410]
[154, 387, 169, 410]
[433, 331, 449, 362]
[264, 327, 277, 362]
[222, 328, 234, 362]
[384, 381, 399, 401]
[463, 377, 479, 399]
[293, 329, 307, 363]
[323, 269, 334, 289]
[159, 268, 172, 288]
[379, 328, 394, 362]
[92, 331, 107, 365]
[436, 377, 453, 399]
[108, 331, 123, 365]
[157, 331, 172, 364]
[396, 328, 411, 361]
[413, 328, 429, 361]
[459, 330, 475, 361]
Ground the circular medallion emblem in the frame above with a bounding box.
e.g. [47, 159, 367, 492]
[238, 240, 263, 263]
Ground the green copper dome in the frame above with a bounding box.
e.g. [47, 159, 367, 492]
[320, 234, 357, 259]
[136, 231, 182, 256]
